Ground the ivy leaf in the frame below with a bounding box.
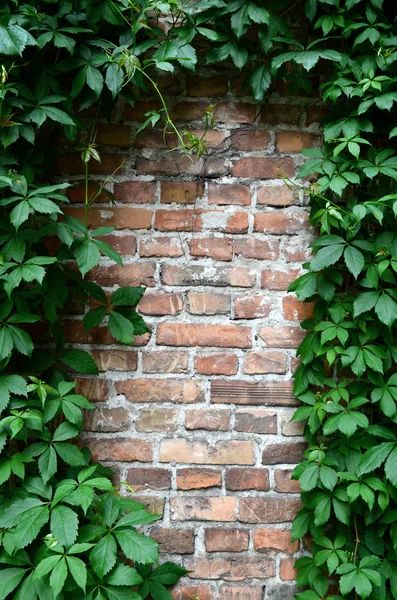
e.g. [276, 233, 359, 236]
[90, 534, 117, 578]
[0, 568, 27, 600]
[75, 239, 101, 278]
[344, 246, 364, 278]
[66, 556, 87, 592]
[61, 349, 98, 374]
[105, 63, 124, 98]
[86, 65, 104, 96]
[108, 311, 135, 344]
[375, 293, 397, 327]
[311, 244, 345, 271]
[115, 530, 159, 564]
[0, 25, 33, 56]
[49, 557, 67, 598]
[51, 505, 78, 547]
[247, 64, 271, 102]
[358, 442, 394, 476]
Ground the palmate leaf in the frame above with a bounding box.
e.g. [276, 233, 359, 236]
[246, 64, 271, 101]
[272, 49, 342, 71]
[61, 349, 98, 374]
[90, 533, 117, 578]
[75, 239, 101, 277]
[0, 568, 27, 600]
[11, 506, 50, 549]
[51, 505, 78, 547]
[115, 529, 159, 564]
[108, 311, 135, 344]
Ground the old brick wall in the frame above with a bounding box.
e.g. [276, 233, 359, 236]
[60, 68, 321, 599]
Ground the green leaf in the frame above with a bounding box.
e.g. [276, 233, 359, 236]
[247, 64, 271, 101]
[108, 311, 135, 344]
[0, 568, 27, 600]
[86, 65, 104, 96]
[106, 564, 143, 586]
[247, 3, 269, 24]
[344, 246, 365, 279]
[375, 293, 397, 327]
[66, 556, 87, 592]
[0, 25, 32, 56]
[311, 244, 344, 271]
[75, 239, 101, 278]
[50, 557, 67, 598]
[90, 534, 117, 578]
[111, 286, 145, 307]
[33, 555, 62, 580]
[105, 63, 124, 98]
[115, 530, 159, 564]
[300, 465, 318, 491]
[12, 506, 50, 549]
[51, 505, 78, 547]
[61, 349, 98, 374]
[358, 442, 394, 476]
[149, 562, 189, 584]
[38, 446, 57, 483]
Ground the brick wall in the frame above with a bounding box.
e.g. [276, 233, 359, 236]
[61, 68, 321, 600]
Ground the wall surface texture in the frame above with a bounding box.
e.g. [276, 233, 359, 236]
[60, 68, 322, 600]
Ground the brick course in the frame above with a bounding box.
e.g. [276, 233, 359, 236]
[59, 65, 316, 598]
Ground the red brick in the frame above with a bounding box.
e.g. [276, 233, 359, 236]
[113, 181, 156, 203]
[234, 238, 279, 260]
[260, 104, 302, 125]
[63, 206, 152, 229]
[89, 263, 155, 287]
[154, 209, 202, 232]
[187, 74, 228, 97]
[214, 103, 256, 124]
[189, 238, 233, 261]
[85, 438, 152, 462]
[283, 296, 315, 321]
[231, 130, 269, 151]
[285, 235, 314, 262]
[91, 350, 137, 371]
[277, 131, 317, 152]
[140, 236, 183, 257]
[259, 326, 305, 348]
[208, 184, 251, 206]
[218, 585, 263, 600]
[115, 379, 203, 404]
[234, 410, 277, 434]
[261, 269, 300, 291]
[135, 408, 178, 433]
[170, 101, 212, 122]
[162, 265, 256, 287]
[243, 352, 287, 374]
[306, 105, 328, 126]
[211, 380, 297, 406]
[254, 528, 298, 554]
[157, 323, 251, 348]
[67, 183, 109, 203]
[160, 439, 255, 465]
[138, 292, 183, 315]
[177, 468, 222, 490]
[254, 211, 309, 234]
[280, 558, 298, 580]
[257, 186, 295, 206]
[186, 293, 231, 315]
[134, 129, 168, 149]
[225, 211, 249, 234]
[234, 296, 271, 319]
[56, 154, 125, 175]
[160, 181, 203, 204]
[150, 528, 195, 554]
[83, 407, 130, 432]
[172, 584, 215, 600]
[194, 353, 238, 376]
[74, 377, 109, 402]
[205, 528, 249, 552]
[127, 467, 171, 490]
[239, 498, 302, 523]
[184, 556, 275, 580]
[96, 124, 131, 146]
[137, 156, 227, 177]
[274, 469, 301, 493]
[142, 351, 188, 374]
[232, 157, 294, 179]
[226, 469, 270, 492]
[170, 497, 237, 521]
[123, 99, 162, 121]
[185, 409, 231, 431]
[262, 442, 306, 465]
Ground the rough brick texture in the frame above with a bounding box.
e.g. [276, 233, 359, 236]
[59, 65, 318, 599]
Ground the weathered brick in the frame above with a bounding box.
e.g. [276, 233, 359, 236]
[170, 497, 237, 521]
[170, 101, 212, 122]
[67, 183, 109, 204]
[185, 409, 231, 431]
[177, 468, 222, 490]
[57, 154, 125, 175]
[261, 269, 300, 291]
[194, 353, 238, 376]
[135, 408, 178, 433]
[91, 350, 137, 371]
[225, 211, 249, 233]
[133, 495, 164, 516]
[254, 528, 298, 554]
[285, 235, 314, 262]
[280, 558, 298, 580]
[96, 235, 137, 256]
[96, 124, 131, 146]
[163, 265, 255, 287]
[283, 296, 316, 320]
[74, 377, 109, 402]
[259, 326, 306, 349]
[232, 157, 294, 179]
[84, 407, 130, 432]
[234, 238, 279, 260]
[150, 528, 195, 554]
[239, 498, 302, 523]
[234, 410, 277, 434]
[189, 238, 233, 261]
[280, 410, 305, 436]
[89, 263, 155, 287]
[231, 129, 269, 151]
[154, 209, 202, 232]
[160, 439, 255, 465]
[306, 104, 328, 126]
[172, 584, 215, 600]
[127, 467, 171, 490]
[123, 99, 162, 121]
[137, 156, 227, 177]
[184, 556, 275, 580]
[260, 104, 302, 125]
[226, 468, 270, 492]
[157, 323, 252, 348]
[140, 236, 183, 257]
[262, 442, 306, 465]
[63, 206, 152, 230]
[218, 585, 263, 600]
[243, 352, 287, 374]
[254, 212, 309, 234]
[274, 469, 301, 493]
[85, 438, 152, 462]
[187, 74, 228, 97]
[211, 380, 297, 406]
[115, 379, 203, 404]
[205, 528, 249, 552]
[142, 351, 188, 374]
[208, 184, 251, 206]
[214, 103, 256, 124]
[257, 186, 295, 206]
[160, 181, 203, 204]
[234, 296, 271, 319]
[186, 292, 231, 315]
[277, 131, 317, 152]
[138, 292, 183, 315]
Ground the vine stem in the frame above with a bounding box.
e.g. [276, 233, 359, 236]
[353, 512, 360, 564]
[84, 160, 89, 227]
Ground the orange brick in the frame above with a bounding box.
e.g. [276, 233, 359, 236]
[205, 528, 249, 552]
[170, 497, 237, 521]
[160, 439, 255, 465]
[194, 353, 238, 375]
[232, 157, 294, 179]
[115, 379, 203, 404]
[138, 292, 183, 315]
[254, 211, 309, 234]
[254, 528, 298, 554]
[282, 296, 315, 321]
[160, 181, 203, 204]
[85, 438, 152, 462]
[208, 184, 251, 206]
[177, 468, 222, 490]
[157, 323, 251, 348]
[243, 351, 287, 374]
[274, 469, 301, 493]
[280, 558, 298, 580]
[234, 296, 271, 319]
[113, 181, 156, 203]
[277, 131, 317, 152]
[257, 186, 295, 206]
